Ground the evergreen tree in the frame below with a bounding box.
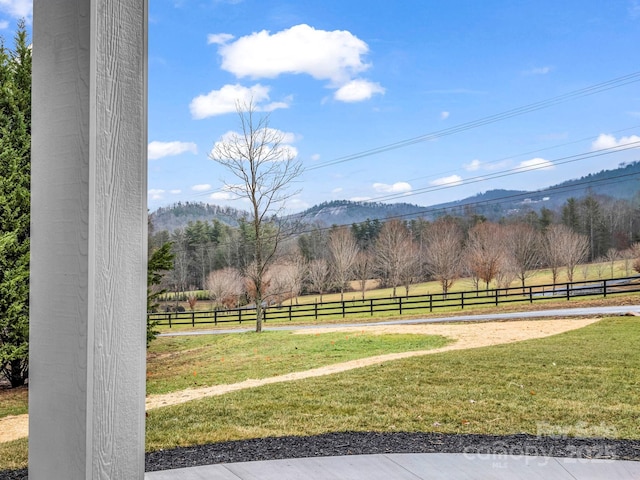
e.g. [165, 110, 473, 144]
[0, 22, 31, 387]
[147, 242, 174, 345]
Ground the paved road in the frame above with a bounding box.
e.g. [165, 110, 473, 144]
[159, 305, 640, 337]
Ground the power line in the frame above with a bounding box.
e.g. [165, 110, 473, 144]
[177, 158, 640, 250]
[190, 71, 640, 199]
[284, 164, 640, 239]
[307, 70, 640, 171]
[364, 141, 640, 204]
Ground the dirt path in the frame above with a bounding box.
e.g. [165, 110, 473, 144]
[0, 318, 599, 444]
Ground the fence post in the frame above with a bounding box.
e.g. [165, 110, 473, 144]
[315, 302, 318, 320]
[342, 300, 346, 318]
[603, 279, 607, 298]
[566, 283, 570, 301]
[530, 286, 535, 302]
[289, 304, 292, 321]
[399, 297, 403, 315]
[191, 311, 195, 327]
[370, 298, 374, 316]
[214, 310, 217, 326]
[239, 308, 242, 324]
[169, 313, 172, 329]
[461, 291, 464, 310]
[495, 288, 499, 306]
[429, 294, 433, 312]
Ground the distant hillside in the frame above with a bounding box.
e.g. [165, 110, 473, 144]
[291, 200, 429, 226]
[150, 201, 247, 233]
[542, 160, 640, 204]
[435, 160, 640, 219]
[149, 161, 640, 231]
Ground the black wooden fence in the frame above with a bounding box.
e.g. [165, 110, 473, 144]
[147, 275, 640, 328]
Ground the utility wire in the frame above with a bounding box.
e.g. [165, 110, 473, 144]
[365, 141, 640, 203]
[307, 71, 640, 171]
[191, 71, 640, 199]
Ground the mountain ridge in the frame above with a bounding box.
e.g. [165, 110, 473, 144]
[150, 160, 640, 231]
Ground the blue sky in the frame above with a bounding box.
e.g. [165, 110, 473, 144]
[2, 0, 640, 214]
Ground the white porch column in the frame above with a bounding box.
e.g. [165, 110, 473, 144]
[29, 1, 148, 478]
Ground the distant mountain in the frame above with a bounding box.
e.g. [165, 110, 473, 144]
[289, 200, 429, 226]
[150, 201, 247, 233]
[150, 161, 640, 231]
[291, 161, 640, 225]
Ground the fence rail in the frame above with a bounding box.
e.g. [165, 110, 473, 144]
[148, 275, 640, 328]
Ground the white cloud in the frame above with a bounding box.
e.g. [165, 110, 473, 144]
[169, 189, 182, 194]
[190, 83, 289, 119]
[464, 159, 510, 172]
[218, 24, 370, 84]
[192, 184, 212, 192]
[207, 33, 234, 45]
[148, 141, 197, 160]
[211, 24, 383, 102]
[148, 189, 165, 200]
[524, 66, 553, 75]
[430, 175, 463, 187]
[465, 159, 481, 171]
[0, 20, 8, 29]
[287, 197, 310, 211]
[0, 0, 32, 20]
[210, 191, 235, 201]
[350, 196, 371, 202]
[440, 111, 450, 120]
[517, 158, 554, 171]
[591, 133, 640, 151]
[311, 153, 321, 161]
[334, 79, 385, 102]
[332, 187, 343, 194]
[372, 182, 412, 194]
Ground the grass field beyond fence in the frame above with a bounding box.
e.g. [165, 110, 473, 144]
[149, 275, 640, 328]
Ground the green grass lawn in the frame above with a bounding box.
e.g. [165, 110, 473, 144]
[145, 317, 640, 451]
[147, 330, 451, 395]
[2, 316, 639, 472]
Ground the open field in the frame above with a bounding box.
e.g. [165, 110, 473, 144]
[156, 259, 637, 315]
[1, 315, 638, 471]
[152, 291, 640, 334]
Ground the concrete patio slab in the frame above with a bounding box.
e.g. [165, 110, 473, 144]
[145, 453, 640, 480]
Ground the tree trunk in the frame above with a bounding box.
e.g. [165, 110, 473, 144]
[9, 359, 26, 388]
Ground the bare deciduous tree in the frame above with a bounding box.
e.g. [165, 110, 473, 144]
[466, 222, 504, 290]
[544, 224, 589, 283]
[604, 248, 619, 278]
[328, 227, 359, 302]
[307, 258, 330, 302]
[423, 219, 464, 296]
[209, 100, 302, 332]
[495, 255, 518, 289]
[353, 250, 375, 300]
[375, 220, 416, 297]
[503, 223, 541, 290]
[544, 224, 565, 286]
[206, 267, 244, 309]
[264, 255, 307, 306]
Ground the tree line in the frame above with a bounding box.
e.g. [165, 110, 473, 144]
[151, 190, 640, 313]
